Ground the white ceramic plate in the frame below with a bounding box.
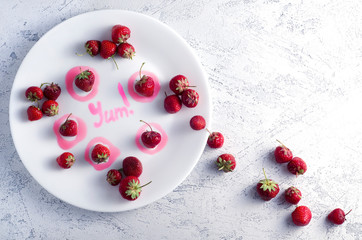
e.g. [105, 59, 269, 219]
[9, 10, 211, 212]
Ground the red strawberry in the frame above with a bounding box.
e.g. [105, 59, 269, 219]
[285, 186, 302, 204]
[292, 206, 312, 226]
[256, 168, 280, 201]
[328, 208, 352, 225]
[122, 156, 143, 177]
[59, 113, 78, 137]
[111, 25, 131, 44]
[85, 40, 101, 56]
[119, 176, 151, 201]
[91, 144, 110, 164]
[27, 105, 43, 121]
[190, 115, 206, 130]
[43, 82, 61, 100]
[75, 69, 95, 92]
[181, 89, 199, 108]
[25, 86, 43, 102]
[135, 63, 154, 97]
[169, 75, 193, 95]
[100, 40, 117, 59]
[164, 93, 182, 114]
[207, 130, 224, 148]
[287, 157, 307, 176]
[56, 152, 75, 169]
[274, 140, 293, 163]
[106, 169, 123, 186]
[216, 154, 236, 172]
[140, 120, 161, 148]
[41, 100, 59, 116]
[117, 43, 135, 59]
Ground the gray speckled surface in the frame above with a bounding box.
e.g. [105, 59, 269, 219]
[2, 0, 362, 239]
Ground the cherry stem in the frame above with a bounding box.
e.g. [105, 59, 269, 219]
[345, 209, 352, 216]
[139, 62, 146, 79]
[140, 120, 153, 132]
[276, 139, 287, 148]
[140, 181, 152, 188]
[164, 91, 168, 97]
[206, 128, 212, 135]
[65, 113, 72, 123]
[111, 56, 119, 70]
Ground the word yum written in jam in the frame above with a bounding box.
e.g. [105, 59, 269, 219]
[88, 83, 134, 128]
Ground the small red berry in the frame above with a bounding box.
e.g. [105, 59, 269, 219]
[85, 40, 101, 56]
[111, 25, 131, 44]
[119, 176, 151, 201]
[285, 186, 302, 204]
[328, 208, 352, 225]
[292, 206, 312, 226]
[106, 169, 123, 186]
[216, 154, 236, 172]
[56, 152, 75, 169]
[169, 75, 192, 95]
[207, 130, 224, 148]
[25, 86, 43, 102]
[43, 83, 61, 100]
[59, 114, 78, 137]
[27, 105, 43, 121]
[41, 100, 59, 116]
[122, 156, 143, 177]
[117, 43, 135, 59]
[164, 93, 182, 114]
[256, 168, 279, 201]
[140, 120, 161, 148]
[91, 144, 110, 164]
[181, 89, 199, 108]
[287, 157, 307, 176]
[75, 69, 95, 92]
[190, 115, 206, 130]
[135, 63, 154, 97]
[274, 140, 293, 163]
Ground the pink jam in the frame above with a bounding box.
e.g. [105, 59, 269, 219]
[53, 114, 87, 150]
[65, 66, 99, 102]
[84, 137, 121, 171]
[127, 71, 160, 102]
[135, 122, 168, 155]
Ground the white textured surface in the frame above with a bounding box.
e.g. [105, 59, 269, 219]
[1, 0, 362, 239]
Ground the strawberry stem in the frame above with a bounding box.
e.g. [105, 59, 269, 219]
[262, 168, 268, 181]
[276, 139, 287, 149]
[65, 113, 72, 123]
[139, 62, 146, 79]
[140, 120, 153, 132]
[111, 56, 119, 70]
[75, 52, 84, 57]
[140, 181, 152, 188]
[39, 82, 50, 88]
[345, 209, 352, 216]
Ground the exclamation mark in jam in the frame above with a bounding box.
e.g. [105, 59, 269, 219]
[118, 82, 133, 115]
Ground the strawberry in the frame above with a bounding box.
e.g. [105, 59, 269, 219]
[59, 114, 77, 137]
[100, 40, 117, 59]
[106, 169, 123, 186]
[27, 105, 43, 121]
[216, 154, 236, 172]
[119, 176, 151, 201]
[164, 93, 182, 114]
[100, 40, 119, 69]
[91, 144, 110, 164]
[287, 157, 307, 176]
[25, 86, 43, 102]
[274, 140, 293, 163]
[140, 120, 162, 148]
[190, 115, 206, 130]
[117, 42, 135, 59]
[75, 69, 95, 92]
[111, 24, 131, 44]
[292, 206, 312, 226]
[169, 75, 193, 95]
[135, 63, 154, 97]
[43, 82, 61, 100]
[285, 186, 302, 204]
[181, 89, 199, 108]
[56, 152, 75, 169]
[122, 156, 143, 177]
[85, 40, 101, 56]
[207, 130, 224, 148]
[41, 100, 59, 116]
[328, 208, 352, 225]
[256, 168, 279, 201]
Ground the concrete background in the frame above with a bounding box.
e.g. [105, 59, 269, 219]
[1, 0, 362, 239]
